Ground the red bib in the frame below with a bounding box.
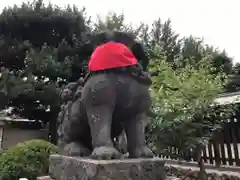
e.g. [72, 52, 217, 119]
[88, 42, 138, 71]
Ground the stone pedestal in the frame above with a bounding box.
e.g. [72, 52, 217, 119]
[49, 154, 165, 180]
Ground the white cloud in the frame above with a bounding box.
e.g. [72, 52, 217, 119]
[1, 0, 239, 63]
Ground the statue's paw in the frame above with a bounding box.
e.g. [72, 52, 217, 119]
[62, 142, 91, 157]
[129, 146, 154, 158]
[91, 146, 122, 160]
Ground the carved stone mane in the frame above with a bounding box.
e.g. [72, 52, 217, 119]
[57, 78, 84, 148]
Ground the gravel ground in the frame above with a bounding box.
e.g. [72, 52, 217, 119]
[165, 163, 240, 177]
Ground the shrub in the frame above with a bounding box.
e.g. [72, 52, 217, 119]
[0, 139, 58, 180]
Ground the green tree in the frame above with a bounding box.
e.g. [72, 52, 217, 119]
[149, 46, 235, 179]
[179, 36, 205, 67]
[0, 0, 91, 143]
[94, 12, 142, 36]
[152, 19, 181, 63]
[179, 36, 233, 73]
[176, 36, 233, 95]
[94, 12, 125, 32]
[137, 18, 181, 63]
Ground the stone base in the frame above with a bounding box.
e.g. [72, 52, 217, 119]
[49, 154, 165, 180]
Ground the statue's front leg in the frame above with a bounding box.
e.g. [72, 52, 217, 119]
[86, 105, 122, 159]
[59, 100, 91, 157]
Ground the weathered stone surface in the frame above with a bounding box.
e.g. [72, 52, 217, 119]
[49, 154, 165, 180]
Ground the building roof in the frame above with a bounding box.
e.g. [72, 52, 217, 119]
[215, 91, 240, 105]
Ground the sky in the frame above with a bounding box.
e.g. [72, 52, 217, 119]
[1, 0, 240, 63]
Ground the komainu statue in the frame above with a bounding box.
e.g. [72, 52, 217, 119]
[57, 30, 154, 160]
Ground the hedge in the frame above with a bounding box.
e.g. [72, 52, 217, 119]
[0, 139, 58, 180]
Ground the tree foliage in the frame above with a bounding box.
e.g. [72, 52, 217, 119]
[0, 4, 90, 105]
[148, 46, 235, 179]
[0, 139, 58, 180]
[0, 0, 93, 142]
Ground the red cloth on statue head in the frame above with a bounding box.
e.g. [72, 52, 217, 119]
[88, 42, 138, 71]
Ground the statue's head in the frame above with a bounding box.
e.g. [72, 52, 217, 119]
[60, 82, 76, 102]
[83, 30, 149, 71]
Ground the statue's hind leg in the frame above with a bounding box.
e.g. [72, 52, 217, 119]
[61, 141, 91, 157]
[124, 112, 154, 158]
[86, 105, 122, 159]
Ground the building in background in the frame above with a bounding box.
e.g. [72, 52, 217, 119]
[0, 112, 48, 150]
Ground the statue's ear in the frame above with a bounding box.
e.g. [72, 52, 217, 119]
[81, 42, 94, 57]
[91, 31, 111, 46]
[131, 42, 149, 71]
[80, 32, 93, 53]
[105, 30, 115, 41]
